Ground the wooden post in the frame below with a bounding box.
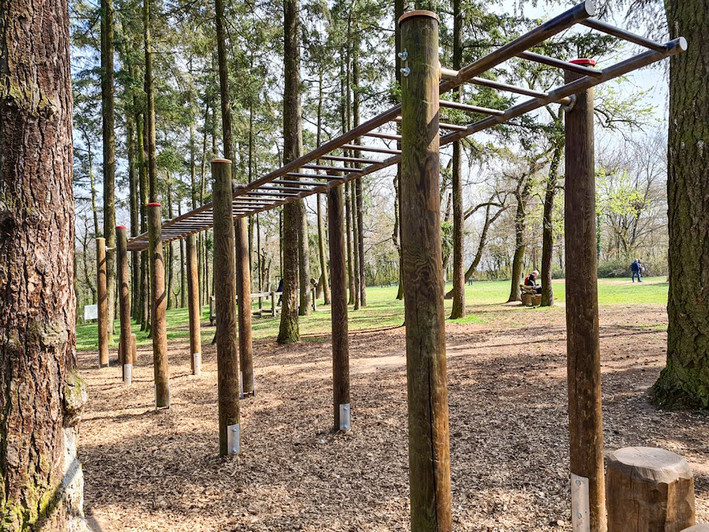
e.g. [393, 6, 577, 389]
[130, 333, 137, 365]
[96, 237, 110, 368]
[212, 159, 240, 455]
[399, 11, 451, 531]
[564, 58, 605, 532]
[271, 291, 276, 317]
[311, 286, 317, 312]
[606, 447, 695, 531]
[186, 234, 202, 376]
[235, 216, 254, 397]
[328, 184, 350, 431]
[116, 226, 132, 383]
[147, 202, 170, 408]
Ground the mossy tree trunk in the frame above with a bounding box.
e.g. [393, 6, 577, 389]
[0, 0, 86, 525]
[653, 0, 709, 409]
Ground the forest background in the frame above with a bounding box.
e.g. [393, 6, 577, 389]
[69, 0, 669, 324]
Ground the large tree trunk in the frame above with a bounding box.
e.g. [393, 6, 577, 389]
[449, 0, 465, 319]
[278, 0, 302, 343]
[653, 0, 709, 409]
[541, 140, 562, 307]
[0, 0, 87, 526]
[101, 0, 116, 337]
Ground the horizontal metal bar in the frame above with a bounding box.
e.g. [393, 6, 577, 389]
[284, 172, 343, 179]
[259, 185, 312, 192]
[302, 164, 363, 172]
[245, 190, 301, 197]
[442, 37, 687, 146]
[439, 122, 468, 131]
[363, 132, 401, 141]
[581, 18, 667, 53]
[440, 100, 505, 116]
[320, 155, 376, 164]
[341, 144, 401, 155]
[517, 51, 602, 76]
[440, 0, 596, 92]
[273, 179, 330, 187]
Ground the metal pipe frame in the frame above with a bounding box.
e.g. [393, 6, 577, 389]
[126, 0, 685, 252]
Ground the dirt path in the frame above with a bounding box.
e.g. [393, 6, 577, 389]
[78, 303, 708, 531]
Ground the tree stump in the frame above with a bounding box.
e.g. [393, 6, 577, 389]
[606, 447, 695, 532]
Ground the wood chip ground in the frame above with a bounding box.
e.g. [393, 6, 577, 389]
[78, 302, 709, 531]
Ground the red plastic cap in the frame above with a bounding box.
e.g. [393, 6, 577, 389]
[146, 202, 161, 207]
[116, 225, 126, 229]
[570, 58, 596, 66]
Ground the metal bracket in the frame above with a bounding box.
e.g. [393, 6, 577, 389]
[193, 352, 201, 376]
[570, 473, 590, 532]
[562, 94, 577, 112]
[123, 363, 132, 384]
[399, 49, 410, 77]
[339, 403, 351, 431]
[227, 423, 240, 455]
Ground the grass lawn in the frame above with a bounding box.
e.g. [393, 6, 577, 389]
[76, 276, 668, 352]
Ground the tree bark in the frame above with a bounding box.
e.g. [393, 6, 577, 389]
[278, 0, 302, 343]
[507, 178, 531, 302]
[144, 0, 157, 203]
[101, 0, 116, 338]
[653, 0, 709, 410]
[0, 0, 86, 524]
[541, 140, 562, 307]
[449, 0, 464, 319]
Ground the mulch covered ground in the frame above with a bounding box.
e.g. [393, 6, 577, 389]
[78, 302, 709, 531]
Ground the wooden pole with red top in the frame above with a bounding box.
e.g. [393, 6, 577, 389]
[564, 57, 606, 531]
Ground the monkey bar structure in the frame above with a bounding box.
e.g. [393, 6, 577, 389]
[103, 1, 685, 528]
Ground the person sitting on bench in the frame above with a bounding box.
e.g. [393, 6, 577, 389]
[524, 270, 542, 294]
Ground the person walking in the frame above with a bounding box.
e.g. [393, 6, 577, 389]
[631, 259, 643, 283]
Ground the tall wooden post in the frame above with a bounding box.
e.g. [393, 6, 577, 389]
[399, 11, 451, 531]
[328, 184, 350, 431]
[116, 226, 133, 383]
[147, 202, 170, 408]
[564, 58, 606, 532]
[212, 159, 240, 455]
[235, 215, 254, 397]
[97, 237, 109, 367]
[186, 234, 202, 376]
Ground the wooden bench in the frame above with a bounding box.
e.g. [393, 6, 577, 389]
[520, 284, 541, 307]
[209, 291, 283, 325]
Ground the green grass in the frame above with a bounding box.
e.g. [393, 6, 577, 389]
[76, 276, 668, 351]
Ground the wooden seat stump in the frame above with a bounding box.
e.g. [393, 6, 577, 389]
[520, 284, 541, 307]
[606, 446, 696, 532]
